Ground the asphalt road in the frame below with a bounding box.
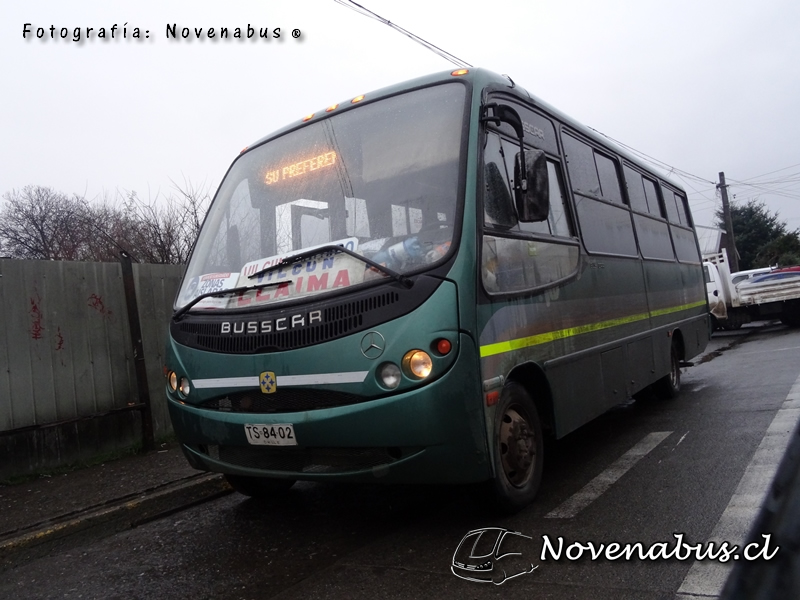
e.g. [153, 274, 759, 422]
[4, 322, 799, 600]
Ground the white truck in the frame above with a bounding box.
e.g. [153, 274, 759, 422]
[703, 248, 800, 329]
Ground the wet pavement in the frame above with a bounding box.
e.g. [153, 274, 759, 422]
[0, 442, 230, 570]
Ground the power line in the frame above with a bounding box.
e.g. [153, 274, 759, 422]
[333, 0, 472, 69]
[733, 162, 800, 183]
[333, 0, 797, 217]
[585, 127, 716, 186]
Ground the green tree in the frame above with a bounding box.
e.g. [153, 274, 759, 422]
[716, 199, 800, 270]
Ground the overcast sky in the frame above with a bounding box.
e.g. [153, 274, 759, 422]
[2, 0, 799, 230]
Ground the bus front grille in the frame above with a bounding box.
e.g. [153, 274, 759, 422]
[173, 289, 403, 354]
[207, 445, 421, 474]
[200, 388, 368, 413]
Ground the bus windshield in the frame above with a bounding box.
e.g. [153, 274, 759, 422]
[176, 83, 466, 312]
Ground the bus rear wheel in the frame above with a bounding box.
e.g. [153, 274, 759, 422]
[224, 474, 296, 498]
[491, 383, 544, 513]
[654, 343, 681, 399]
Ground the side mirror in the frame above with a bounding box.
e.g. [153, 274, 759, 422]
[514, 149, 550, 222]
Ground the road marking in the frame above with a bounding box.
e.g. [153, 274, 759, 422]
[545, 431, 673, 519]
[676, 372, 800, 599]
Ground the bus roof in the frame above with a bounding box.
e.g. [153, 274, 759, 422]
[245, 68, 685, 193]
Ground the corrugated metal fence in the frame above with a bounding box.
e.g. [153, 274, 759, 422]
[0, 258, 183, 479]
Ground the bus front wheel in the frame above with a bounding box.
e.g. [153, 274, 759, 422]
[491, 383, 544, 513]
[224, 474, 296, 498]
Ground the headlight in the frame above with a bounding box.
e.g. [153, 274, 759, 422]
[379, 362, 401, 389]
[179, 377, 191, 397]
[402, 350, 432, 379]
[167, 371, 178, 392]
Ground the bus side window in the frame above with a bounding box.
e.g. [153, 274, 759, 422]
[674, 192, 691, 226]
[642, 178, 661, 218]
[564, 133, 637, 257]
[481, 132, 579, 294]
[624, 166, 675, 261]
[518, 160, 571, 238]
[623, 165, 650, 214]
[482, 235, 579, 293]
[563, 132, 623, 204]
[661, 186, 681, 224]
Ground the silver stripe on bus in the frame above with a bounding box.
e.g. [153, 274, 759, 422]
[279, 372, 369, 385]
[193, 377, 259, 389]
[192, 371, 369, 389]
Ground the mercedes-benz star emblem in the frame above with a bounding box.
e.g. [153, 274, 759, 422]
[360, 331, 385, 359]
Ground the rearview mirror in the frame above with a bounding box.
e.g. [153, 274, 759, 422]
[514, 149, 549, 222]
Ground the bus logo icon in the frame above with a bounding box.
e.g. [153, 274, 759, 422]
[360, 331, 385, 359]
[260, 371, 277, 394]
[451, 527, 537, 585]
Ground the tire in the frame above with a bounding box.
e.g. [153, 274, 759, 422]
[653, 343, 681, 399]
[491, 382, 544, 514]
[224, 474, 296, 498]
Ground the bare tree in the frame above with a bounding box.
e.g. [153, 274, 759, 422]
[0, 182, 211, 264]
[0, 186, 91, 260]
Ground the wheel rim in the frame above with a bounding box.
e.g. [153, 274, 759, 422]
[669, 351, 679, 388]
[499, 406, 536, 488]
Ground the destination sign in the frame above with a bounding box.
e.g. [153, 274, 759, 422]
[265, 151, 337, 185]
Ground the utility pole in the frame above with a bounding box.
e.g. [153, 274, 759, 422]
[717, 171, 739, 272]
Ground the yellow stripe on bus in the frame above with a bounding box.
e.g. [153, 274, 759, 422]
[479, 300, 707, 358]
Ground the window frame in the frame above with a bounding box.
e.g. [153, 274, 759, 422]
[562, 129, 638, 259]
[478, 99, 580, 297]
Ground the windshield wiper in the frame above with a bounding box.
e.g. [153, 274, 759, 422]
[173, 279, 293, 321]
[247, 244, 413, 288]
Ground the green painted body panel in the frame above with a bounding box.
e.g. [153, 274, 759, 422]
[166, 67, 710, 485]
[167, 280, 491, 483]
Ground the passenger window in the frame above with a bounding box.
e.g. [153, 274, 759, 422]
[563, 133, 623, 204]
[642, 178, 661, 217]
[661, 186, 681, 224]
[674, 192, 691, 226]
[595, 153, 623, 203]
[672, 226, 701, 263]
[624, 166, 650, 214]
[482, 236, 579, 293]
[563, 133, 601, 197]
[633, 213, 675, 260]
[564, 133, 636, 257]
[624, 166, 662, 217]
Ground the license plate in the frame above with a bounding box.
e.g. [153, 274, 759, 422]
[244, 423, 297, 446]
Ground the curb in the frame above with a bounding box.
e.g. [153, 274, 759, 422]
[0, 473, 232, 570]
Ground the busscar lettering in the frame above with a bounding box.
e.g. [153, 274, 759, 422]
[522, 121, 545, 140]
[220, 310, 322, 335]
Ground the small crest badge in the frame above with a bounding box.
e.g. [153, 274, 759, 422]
[259, 371, 277, 394]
